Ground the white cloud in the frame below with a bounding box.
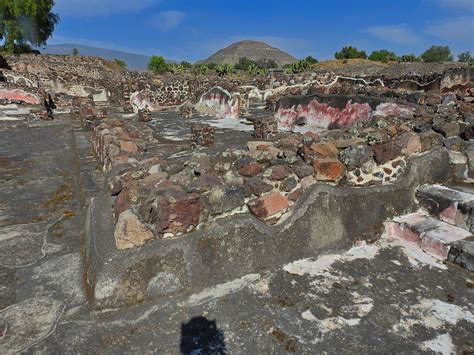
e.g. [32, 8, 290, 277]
[152, 11, 186, 31]
[425, 16, 474, 42]
[438, 0, 474, 11]
[363, 25, 421, 45]
[54, 0, 159, 17]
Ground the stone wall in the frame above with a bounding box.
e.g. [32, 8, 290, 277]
[2, 54, 129, 107]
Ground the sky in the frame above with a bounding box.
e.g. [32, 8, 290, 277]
[50, 0, 474, 62]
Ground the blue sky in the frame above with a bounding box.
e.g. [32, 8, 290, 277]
[50, 0, 474, 61]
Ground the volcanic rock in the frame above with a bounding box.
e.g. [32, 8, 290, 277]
[248, 192, 289, 219]
[312, 159, 346, 181]
[115, 210, 154, 250]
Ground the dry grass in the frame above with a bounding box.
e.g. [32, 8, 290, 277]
[311, 59, 394, 71]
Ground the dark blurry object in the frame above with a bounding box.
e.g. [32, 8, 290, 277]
[180, 316, 227, 354]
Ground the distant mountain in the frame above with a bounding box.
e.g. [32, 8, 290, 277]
[39, 44, 153, 70]
[197, 40, 297, 67]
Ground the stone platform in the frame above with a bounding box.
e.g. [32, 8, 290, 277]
[0, 111, 473, 354]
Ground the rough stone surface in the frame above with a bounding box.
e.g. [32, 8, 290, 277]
[245, 176, 273, 196]
[248, 192, 289, 219]
[115, 210, 155, 250]
[2, 54, 473, 353]
[239, 162, 264, 177]
[292, 163, 314, 179]
[372, 142, 402, 165]
[207, 187, 245, 215]
[339, 145, 373, 171]
[310, 141, 339, 158]
[313, 158, 346, 181]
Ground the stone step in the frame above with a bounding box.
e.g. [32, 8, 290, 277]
[448, 238, 474, 272]
[385, 210, 472, 260]
[416, 184, 474, 232]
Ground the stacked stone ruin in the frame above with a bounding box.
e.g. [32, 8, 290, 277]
[191, 123, 215, 148]
[1, 53, 473, 253]
[254, 116, 278, 139]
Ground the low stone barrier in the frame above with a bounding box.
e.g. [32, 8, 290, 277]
[84, 147, 452, 308]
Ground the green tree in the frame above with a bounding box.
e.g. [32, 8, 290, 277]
[245, 62, 259, 76]
[368, 49, 398, 62]
[256, 59, 278, 69]
[180, 61, 192, 69]
[193, 64, 209, 75]
[0, 0, 59, 53]
[215, 64, 235, 76]
[458, 52, 473, 64]
[399, 54, 420, 62]
[169, 63, 185, 74]
[335, 46, 367, 60]
[235, 57, 256, 71]
[72, 47, 78, 56]
[114, 58, 127, 69]
[285, 59, 310, 74]
[304, 55, 318, 64]
[244, 63, 268, 76]
[148, 55, 169, 74]
[235, 57, 279, 72]
[420, 45, 453, 62]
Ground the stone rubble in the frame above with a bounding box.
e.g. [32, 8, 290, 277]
[1, 54, 473, 250]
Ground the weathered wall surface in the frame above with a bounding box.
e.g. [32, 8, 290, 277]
[85, 148, 452, 307]
[1, 54, 128, 107]
[274, 94, 417, 133]
[1, 54, 470, 117]
[194, 86, 241, 118]
[0, 88, 40, 105]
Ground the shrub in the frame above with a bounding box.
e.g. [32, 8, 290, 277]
[114, 59, 127, 69]
[304, 55, 318, 64]
[458, 52, 473, 65]
[235, 57, 278, 72]
[180, 61, 193, 69]
[245, 63, 259, 76]
[399, 54, 421, 62]
[256, 59, 278, 69]
[2, 43, 40, 54]
[193, 64, 209, 75]
[420, 45, 453, 62]
[148, 55, 169, 74]
[368, 50, 398, 62]
[169, 63, 186, 74]
[285, 59, 310, 74]
[235, 57, 255, 71]
[215, 64, 235, 76]
[72, 48, 79, 56]
[335, 46, 367, 60]
[245, 63, 268, 76]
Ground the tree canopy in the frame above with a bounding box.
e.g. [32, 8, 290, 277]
[148, 55, 169, 74]
[0, 0, 59, 53]
[335, 46, 367, 60]
[304, 55, 318, 64]
[399, 54, 421, 62]
[114, 58, 127, 69]
[420, 45, 453, 62]
[458, 52, 473, 64]
[368, 49, 398, 62]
